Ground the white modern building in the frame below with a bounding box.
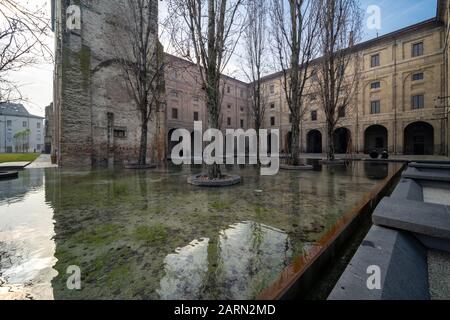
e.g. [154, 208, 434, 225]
[0, 103, 45, 153]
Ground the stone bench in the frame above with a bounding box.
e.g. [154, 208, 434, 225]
[328, 225, 430, 300]
[410, 162, 450, 170]
[402, 167, 450, 183]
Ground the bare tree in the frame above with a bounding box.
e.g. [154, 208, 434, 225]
[167, 0, 244, 179]
[0, 0, 51, 103]
[242, 0, 268, 163]
[271, 0, 322, 166]
[110, 0, 164, 165]
[315, 0, 362, 161]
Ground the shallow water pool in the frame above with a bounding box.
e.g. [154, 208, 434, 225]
[0, 161, 399, 299]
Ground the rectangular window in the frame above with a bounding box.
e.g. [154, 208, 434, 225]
[7, 120, 12, 127]
[227, 86, 231, 94]
[227, 104, 232, 109]
[193, 112, 199, 121]
[270, 117, 275, 126]
[370, 100, 381, 114]
[338, 106, 346, 118]
[412, 73, 424, 81]
[240, 89, 244, 98]
[412, 42, 424, 57]
[172, 108, 178, 119]
[240, 119, 244, 128]
[23, 121, 27, 127]
[412, 94, 425, 109]
[240, 107, 244, 112]
[227, 117, 231, 126]
[311, 110, 318, 121]
[113, 128, 127, 138]
[371, 82, 381, 89]
[270, 103, 275, 109]
[37, 122, 41, 129]
[270, 85, 275, 94]
[371, 54, 380, 67]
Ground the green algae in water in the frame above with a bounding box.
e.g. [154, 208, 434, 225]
[0, 162, 400, 300]
[133, 224, 169, 244]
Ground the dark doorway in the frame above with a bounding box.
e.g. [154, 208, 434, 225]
[364, 125, 388, 153]
[404, 122, 434, 155]
[333, 128, 351, 154]
[307, 130, 322, 153]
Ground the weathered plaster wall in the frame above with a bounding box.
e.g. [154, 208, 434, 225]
[54, 0, 165, 167]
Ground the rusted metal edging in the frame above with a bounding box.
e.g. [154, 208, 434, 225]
[257, 163, 406, 300]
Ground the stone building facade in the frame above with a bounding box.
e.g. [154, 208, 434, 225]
[260, 18, 448, 156]
[52, 1, 450, 167]
[438, 0, 450, 157]
[164, 54, 250, 153]
[44, 103, 53, 154]
[0, 103, 45, 153]
[52, 0, 165, 167]
[164, 16, 450, 158]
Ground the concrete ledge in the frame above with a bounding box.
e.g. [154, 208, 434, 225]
[187, 174, 241, 187]
[390, 178, 424, 201]
[415, 234, 450, 253]
[280, 164, 314, 171]
[373, 197, 450, 240]
[328, 226, 429, 300]
[402, 167, 450, 183]
[410, 162, 450, 170]
[0, 162, 31, 170]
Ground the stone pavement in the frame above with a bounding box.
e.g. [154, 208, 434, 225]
[26, 154, 57, 169]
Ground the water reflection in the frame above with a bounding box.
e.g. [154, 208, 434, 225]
[0, 170, 57, 300]
[158, 221, 292, 300]
[364, 162, 389, 180]
[0, 162, 400, 300]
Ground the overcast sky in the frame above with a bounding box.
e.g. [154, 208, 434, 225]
[7, 0, 437, 117]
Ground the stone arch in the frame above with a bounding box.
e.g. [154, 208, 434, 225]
[306, 130, 322, 153]
[404, 121, 434, 155]
[364, 125, 388, 153]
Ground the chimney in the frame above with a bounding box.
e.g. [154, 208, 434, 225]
[349, 31, 354, 47]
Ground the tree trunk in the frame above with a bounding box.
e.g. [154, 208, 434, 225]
[138, 119, 148, 165]
[327, 119, 335, 161]
[290, 119, 301, 166]
[206, 86, 222, 179]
